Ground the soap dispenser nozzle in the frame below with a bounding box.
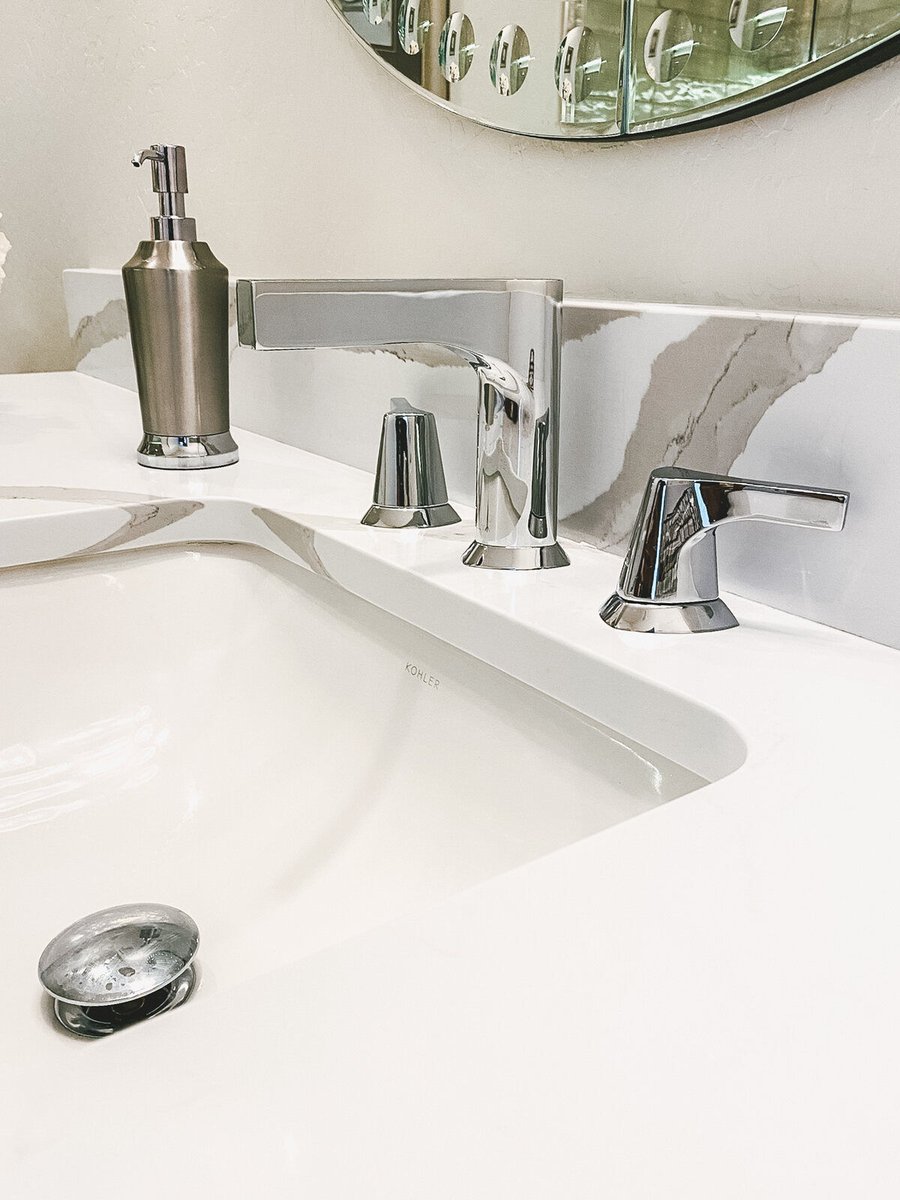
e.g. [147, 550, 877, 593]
[132, 144, 196, 241]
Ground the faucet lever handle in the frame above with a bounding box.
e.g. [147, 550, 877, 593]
[651, 466, 849, 532]
[601, 466, 850, 634]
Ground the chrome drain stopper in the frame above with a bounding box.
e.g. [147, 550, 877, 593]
[38, 903, 199, 1038]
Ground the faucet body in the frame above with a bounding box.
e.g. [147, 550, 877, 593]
[236, 278, 569, 570]
[601, 466, 850, 633]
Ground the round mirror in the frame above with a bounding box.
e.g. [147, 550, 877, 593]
[326, 0, 900, 139]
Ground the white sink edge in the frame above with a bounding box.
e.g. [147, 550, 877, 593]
[0, 497, 747, 784]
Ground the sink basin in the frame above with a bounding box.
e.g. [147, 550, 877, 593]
[2, 542, 707, 1044]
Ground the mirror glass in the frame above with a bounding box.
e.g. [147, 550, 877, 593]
[327, 0, 900, 138]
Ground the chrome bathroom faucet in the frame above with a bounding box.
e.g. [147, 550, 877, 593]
[236, 278, 570, 570]
[601, 466, 850, 633]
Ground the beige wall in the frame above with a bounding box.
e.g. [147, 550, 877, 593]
[1, 0, 899, 373]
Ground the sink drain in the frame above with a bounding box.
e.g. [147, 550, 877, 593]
[38, 903, 199, 1038]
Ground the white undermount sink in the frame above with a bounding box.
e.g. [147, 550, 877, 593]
[3, 542, 711, 1054]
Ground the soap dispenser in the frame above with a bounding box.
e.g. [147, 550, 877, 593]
[123, 144, 238, 469]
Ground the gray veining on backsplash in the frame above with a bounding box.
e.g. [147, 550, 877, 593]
[62, 269, 900, 650]
[565, 313, 856, 551]
[71, 298, 129, 364]
[561, 304, 633, 343]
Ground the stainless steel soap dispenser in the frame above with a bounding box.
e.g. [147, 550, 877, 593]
[123, 144, 238, 469]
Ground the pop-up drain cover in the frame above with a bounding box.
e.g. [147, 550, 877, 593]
[38, 902, 199, 1038]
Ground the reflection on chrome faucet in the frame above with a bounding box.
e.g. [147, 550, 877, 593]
[236, 278, 570, 571]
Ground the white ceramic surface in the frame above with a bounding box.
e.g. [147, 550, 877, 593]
[2, 371, 900, 1197]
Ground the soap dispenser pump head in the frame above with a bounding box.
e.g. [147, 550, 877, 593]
[132, 144, 197, 242]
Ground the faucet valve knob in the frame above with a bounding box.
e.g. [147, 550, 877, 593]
[361, 400, 461, 530]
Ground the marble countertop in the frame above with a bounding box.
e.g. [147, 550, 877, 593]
[4, 371, 900, 1197]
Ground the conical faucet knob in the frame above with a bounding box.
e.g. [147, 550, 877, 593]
[362, 400, 461, 529]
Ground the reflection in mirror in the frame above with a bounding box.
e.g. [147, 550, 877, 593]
[631, 0, 810, 130]
[643, 10, 695, 82]
[490, 24, 532, 96]
[398, 0, 433, 55]
[363, 0, 391, 25]
[555, 24, 604, 115]
[328, 0, 900, 138]
[331, 1, 627, 137]
[439, 12, 477, 81]
[728, 0, 788, 52]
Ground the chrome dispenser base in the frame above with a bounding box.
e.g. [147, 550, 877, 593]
[599, 595, 739, 634]
[462, 541, 571, 571]
[362, 502, 461, 530]
[137, 432, 239, 470]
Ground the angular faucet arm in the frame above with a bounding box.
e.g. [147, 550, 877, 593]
[603, 466, 849, 634]
[690, 469, 848, 531]
[236, 278, 569, 571]
[236, 278, 561, 362]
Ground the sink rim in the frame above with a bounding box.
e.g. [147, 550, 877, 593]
[0, 500, 749, 785]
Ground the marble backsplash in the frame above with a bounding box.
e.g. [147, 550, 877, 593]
[63, 268, 900, 650]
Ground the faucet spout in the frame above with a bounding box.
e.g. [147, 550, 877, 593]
[236, 278, 570, 570]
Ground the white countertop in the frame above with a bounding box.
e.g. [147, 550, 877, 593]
[4, 371, 900, 1197]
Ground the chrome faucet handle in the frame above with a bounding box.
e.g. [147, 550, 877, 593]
[600, 466, 850, 634]
[362, 399, 461, 529]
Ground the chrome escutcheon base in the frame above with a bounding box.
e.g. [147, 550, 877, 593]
[599, 594, 739, 634]
[137, 431, 239, 470]
[462, 541, 571, 571]
[361, 502, 461, 530]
